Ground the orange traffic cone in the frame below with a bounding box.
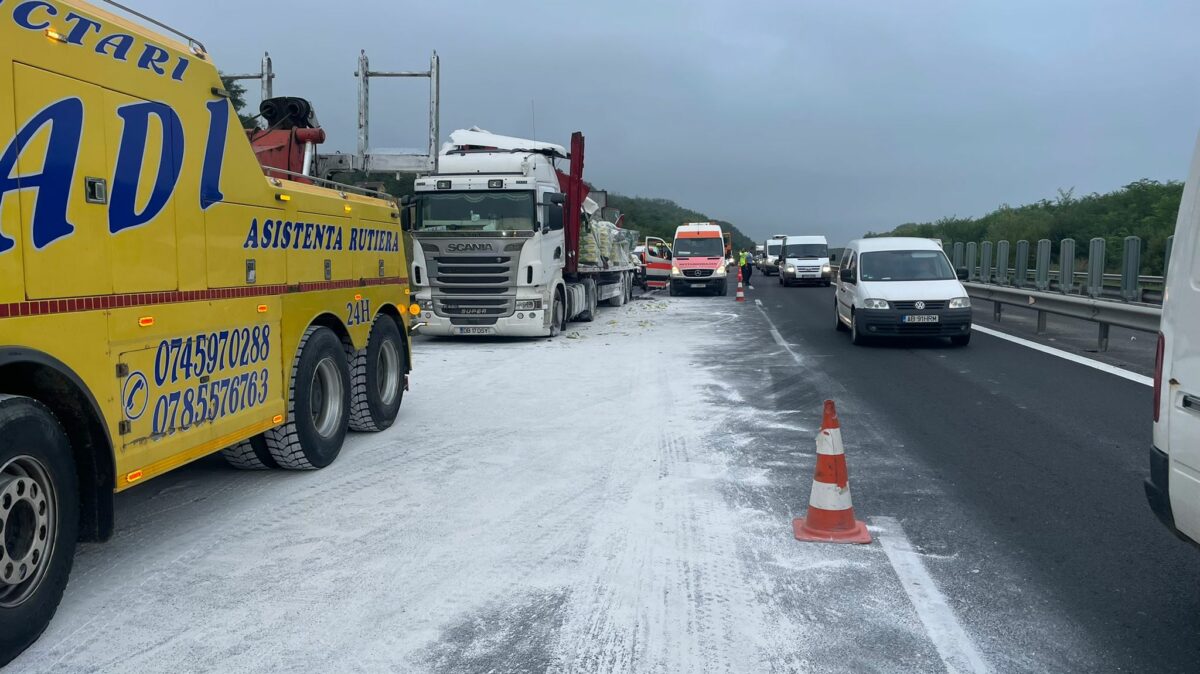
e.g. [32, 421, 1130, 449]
[793, 400, 871, 544]
[735, 267, 746, 302]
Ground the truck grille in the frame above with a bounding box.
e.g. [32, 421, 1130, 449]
[892, 300, 947, 310]
[683, 269, 713, 278]
[420, 239, 522, 319]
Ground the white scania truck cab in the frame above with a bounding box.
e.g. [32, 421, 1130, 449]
[409, 129, 636, 337]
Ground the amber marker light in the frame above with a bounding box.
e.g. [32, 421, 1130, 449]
[126, 470, 144, 483]
[408, 303, 421, 316]
[257, 304, 269, 313]
[138, 316, 155, 327]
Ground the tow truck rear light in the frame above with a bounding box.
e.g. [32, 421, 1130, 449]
[1154, 332, 1165, 422]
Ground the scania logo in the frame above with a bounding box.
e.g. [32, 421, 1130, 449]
[914, 301, 926, 310]
[447, 243, 494, 252]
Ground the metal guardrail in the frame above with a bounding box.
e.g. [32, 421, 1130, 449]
[963, 283, 1160, 351]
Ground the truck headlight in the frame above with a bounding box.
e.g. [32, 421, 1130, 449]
[515, 299, 542, 310]
[863, 298, 889, 310]
[713, 265, 727, 277]
[821, 264, 831, 273]
[671, 265, 683, 277]
[949, 297, 970, 309]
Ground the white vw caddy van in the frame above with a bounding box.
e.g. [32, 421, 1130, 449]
[835, 237, 972, 346]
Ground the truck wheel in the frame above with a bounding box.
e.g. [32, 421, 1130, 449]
[348, 317, 407, 432]
[0, 395, 78, 667]
[265, 326, 351, 470]
[221, 435, 277, 470]
[549, 291, 565, 338]
[604, 275, 626, 307]
[578, 279, 597, 322]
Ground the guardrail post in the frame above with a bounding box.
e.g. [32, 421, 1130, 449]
[1035, 239, 1051, 291]
[1164, 234, 1174, 279]
[1086, 237, 1105, 298]
[1098, 323, 1110, 351]
[1059, 238, 1075, 293]
[980, 241, 994, 284]
[952, 242, 964, 269]
[965, 242, 978, 281]
[996, 240, 1011, 285]
[1036, 310, 1047, 334]
[1015, 240, 1029, 288]
[1121, 236, 1141, 302]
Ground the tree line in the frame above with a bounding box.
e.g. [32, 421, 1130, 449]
[607, 195, 757, 253]
[868, 179, 1184, 274]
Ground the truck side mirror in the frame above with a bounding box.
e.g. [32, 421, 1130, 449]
[400, 207, 412, 232]
[547, 203, 564, 231]
[548, 193, 565, 205]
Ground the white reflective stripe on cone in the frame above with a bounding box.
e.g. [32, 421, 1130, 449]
[815, 427, 844, 456]
[808, 480, 854, 511]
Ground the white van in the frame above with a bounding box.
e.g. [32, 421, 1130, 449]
[834, 237, 972, 345]
[779, 235, 833, 287]
[1148, 134, 1200, 547]
[760, 236, 785, 275]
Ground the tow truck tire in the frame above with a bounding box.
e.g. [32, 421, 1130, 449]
[0, 395, 78, 668]
[348, 317, 407, 432]
[221, 435, 277, 470]
[265, 326, 351, 470]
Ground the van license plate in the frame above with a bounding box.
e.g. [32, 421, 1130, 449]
[691, 283, 707, 289]
[902, 315, 939, 323]
[455, 327, 495, 335]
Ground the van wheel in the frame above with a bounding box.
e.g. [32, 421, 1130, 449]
[0, 395, 78, 668]
[951, 333, 971, 347]
[850, 311, 868, 345]
[265, 326, 351, 470]
[835, 301, 848, 332]
[221, 434, 277, 470]
[349, 317, 407, 432]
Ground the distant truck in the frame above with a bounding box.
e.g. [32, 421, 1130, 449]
[408, 129, 637, 337]
[669, 222, 729, 296]
[759, 235, 786, 275]
[1148, 132, 1200, 548]
[0, 1, 413, 663]
[778, 235, 833, 287]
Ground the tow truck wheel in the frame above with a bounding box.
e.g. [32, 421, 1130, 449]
[0, 395, 78, 668]
[221, 435, 277, 470]
[265, 326, 351, 470]
[348, 317, 407, 432]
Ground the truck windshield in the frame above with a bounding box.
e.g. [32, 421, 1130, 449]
[859, 250, 955, 282]
[417, 191, 535, 232]
[674, 237, 725, 257]
[784, 243, 827, 258]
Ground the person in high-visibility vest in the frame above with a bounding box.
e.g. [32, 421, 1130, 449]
[740, 250, 754, 289]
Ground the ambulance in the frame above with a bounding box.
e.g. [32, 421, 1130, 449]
[669, 222, 728, 296]
[0, 1, 413, 661]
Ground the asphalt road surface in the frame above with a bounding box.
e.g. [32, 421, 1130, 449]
[9, 283, 1196, 673]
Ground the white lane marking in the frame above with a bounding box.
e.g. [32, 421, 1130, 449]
[874, 516, 991, 674]
[972, 325, 1152, 387]
[754, 302, 802, 365]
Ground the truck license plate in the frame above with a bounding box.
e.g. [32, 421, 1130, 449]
[902, 315, 939, 323]
[455, 327, 495, 335]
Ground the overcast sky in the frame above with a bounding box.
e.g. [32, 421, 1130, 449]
[150, 0, 1200, 244]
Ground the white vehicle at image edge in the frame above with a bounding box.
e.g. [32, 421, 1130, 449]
[1147, 133, 1200, 548]
[778, 234, 833, 287]
[834, 237, 972, 346]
